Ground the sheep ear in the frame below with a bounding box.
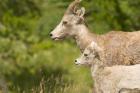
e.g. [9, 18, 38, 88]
[90, 42, 97, 48]
[91, 42, 102, 52]
[76, 7, 85, 17]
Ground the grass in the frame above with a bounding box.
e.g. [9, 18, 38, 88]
[0, 39, 93, 93]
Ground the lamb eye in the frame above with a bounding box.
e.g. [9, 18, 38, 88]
[84, 54, 88, 57]
[63, 21, 68, 25]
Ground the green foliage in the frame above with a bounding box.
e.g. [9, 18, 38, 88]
[82, 0, 140, 33]
[0, 0, 140, 93]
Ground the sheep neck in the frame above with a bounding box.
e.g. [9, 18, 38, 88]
[74, 24, 97, 52]
[91, 59, 104, 77]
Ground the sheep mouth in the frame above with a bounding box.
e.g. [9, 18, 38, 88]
[52, 37, 65, 41]
[75, 63, 80, 65]
[75, 62, 83, 66]
[75, 62, 91, 67]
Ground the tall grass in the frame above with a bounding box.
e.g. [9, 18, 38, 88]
[0, 40, 93, 93]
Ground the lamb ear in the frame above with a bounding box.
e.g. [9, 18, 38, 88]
[91, 42, 102, 52]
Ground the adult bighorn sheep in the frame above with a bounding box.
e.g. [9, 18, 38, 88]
[75, 42, 140, 93]
[50, 0, 140, 66]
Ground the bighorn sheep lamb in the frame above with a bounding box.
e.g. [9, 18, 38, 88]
[75, 42, 140, 93]
[50, 0, 140, 66]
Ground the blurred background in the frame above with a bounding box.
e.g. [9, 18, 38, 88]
[0, 0, 140, 93]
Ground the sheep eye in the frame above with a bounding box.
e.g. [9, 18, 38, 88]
[63, 21, 68, 25]
[84, 54, 88, 57]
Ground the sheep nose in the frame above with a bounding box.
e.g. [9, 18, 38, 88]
[50, 33, 53, 37]
[75, 60, 77, 63]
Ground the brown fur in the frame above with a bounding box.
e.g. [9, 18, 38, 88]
[98, 31, 140, 66]
[50, 0, 140, 66]
[76, 43, 140, 93]
[119, 88, 140, 93]
[93, 64, 140, 93]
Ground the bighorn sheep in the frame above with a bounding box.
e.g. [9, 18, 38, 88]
[75, 42, 140, 93]
[50, 0, 140, 66]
